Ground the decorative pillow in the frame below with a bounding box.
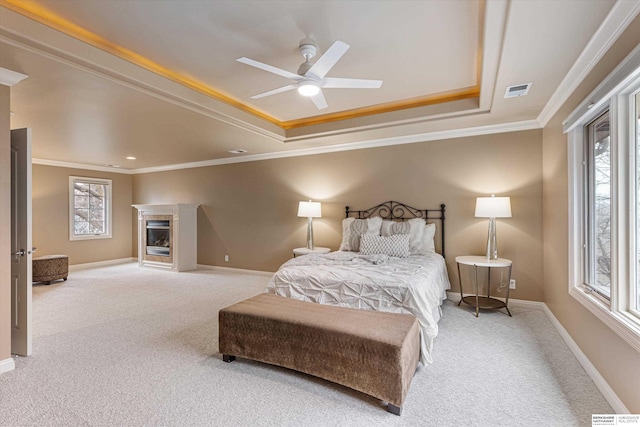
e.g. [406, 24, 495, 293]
[339, 216, 383, 251]
[380, 220, 411, 236]
[360, 233, 410, 258]
[381, 218, 426, 255]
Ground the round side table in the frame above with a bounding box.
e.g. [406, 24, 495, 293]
[455, 255, 512, 317]
[293, 247, 331, 257]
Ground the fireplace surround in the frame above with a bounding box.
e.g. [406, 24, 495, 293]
[133, 204, 198, 271]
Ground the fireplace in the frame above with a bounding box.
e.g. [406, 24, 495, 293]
[143, 215, 173, 263]
[146, 219, 171, 257]
[133, 204, 198, 271]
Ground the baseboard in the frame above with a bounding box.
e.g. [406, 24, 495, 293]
[69, 257, 136, 271]
[541, 305, 629, 414]
[67, 258, 273, 276]
[444, 291, 628, 413]
[445, 291, 543, 308]
[0, 357, 15, 374]
[196, 264, 274, 277]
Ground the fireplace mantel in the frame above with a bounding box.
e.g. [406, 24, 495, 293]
[132, 204, 198, 272]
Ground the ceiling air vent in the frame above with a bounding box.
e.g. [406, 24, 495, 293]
[228, 149, 247, 154]
[504, 83, 532, 98]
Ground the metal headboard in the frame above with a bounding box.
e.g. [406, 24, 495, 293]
[345, 200, 446, 258]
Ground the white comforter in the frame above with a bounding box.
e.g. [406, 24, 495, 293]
[266, 251, 451, 364]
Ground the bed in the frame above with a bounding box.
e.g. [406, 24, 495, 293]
[266, 201, 451, 364]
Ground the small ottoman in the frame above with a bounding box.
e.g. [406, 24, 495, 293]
[33, 255, 68, 285]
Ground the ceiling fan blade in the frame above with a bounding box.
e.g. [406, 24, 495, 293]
[310, 90, 328, 110]
[322, 77, 383, 89]
[237, 57, 301, 80]
[250, 84, 297, 99]
[305, 40, 349, 79]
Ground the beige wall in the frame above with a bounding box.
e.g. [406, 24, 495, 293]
[0, 85, 11, 363]
[542, 16, 640, 412]
[32, 165, 133, 265]
[133, 130, 543, 301]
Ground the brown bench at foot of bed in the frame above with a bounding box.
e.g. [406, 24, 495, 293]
[218, 293, 420, 415]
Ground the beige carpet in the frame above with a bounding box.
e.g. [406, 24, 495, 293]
[0, 262, 612, 426]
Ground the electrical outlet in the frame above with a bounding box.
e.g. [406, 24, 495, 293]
[509, 279, 516, 289]
[224, 255, 229, 262]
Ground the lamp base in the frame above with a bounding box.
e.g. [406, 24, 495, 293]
[486, 217, 498, 260]
[306, 217, 315, 250]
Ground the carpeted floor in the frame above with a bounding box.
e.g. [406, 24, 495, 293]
[0, 262, 612, 426]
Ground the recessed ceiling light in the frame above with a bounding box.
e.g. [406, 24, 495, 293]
[228, 149, 248, 154]
[126, 156, 136, 160]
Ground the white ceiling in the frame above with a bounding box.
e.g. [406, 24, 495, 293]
[0, 0, 635, 172]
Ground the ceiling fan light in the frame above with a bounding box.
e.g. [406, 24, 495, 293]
[298, 82, 320, 97]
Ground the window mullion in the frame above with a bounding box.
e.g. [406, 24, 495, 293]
[613, 88, 635, 317]
[569, 126, 586, 292]
[624, 89, 639, 317]
[610, 96, 622, 312]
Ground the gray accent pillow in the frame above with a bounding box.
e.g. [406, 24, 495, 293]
[339, 216, 383, 251]
[381, 218, 426, 255]
[360, 233, 410, 258]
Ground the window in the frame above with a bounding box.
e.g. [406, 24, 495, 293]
[566, 45, 640, 353]
[585, 111, 611, 300]
[69, 176, 112, 241]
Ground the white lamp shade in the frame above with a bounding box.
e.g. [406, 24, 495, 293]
[297, 201, 322, 218]
[475, 196, 512, 218]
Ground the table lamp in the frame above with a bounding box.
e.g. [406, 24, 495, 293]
[298, 200, 322, 250]
[475, 195, 511, 260]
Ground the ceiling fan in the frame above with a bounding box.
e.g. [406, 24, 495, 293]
[237, 38, 383, 110]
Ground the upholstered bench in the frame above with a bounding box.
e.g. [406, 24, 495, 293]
[33, 255, 68, 284]
[219, 293, 420, 415]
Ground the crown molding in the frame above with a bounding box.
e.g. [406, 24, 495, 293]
[32, 158, 135, 174]
[537, 0, 640, 126]
[130, 119, 541, 174]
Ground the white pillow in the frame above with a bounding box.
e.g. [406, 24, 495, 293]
[407, 218, 426, 254]
[381, 218, 425, 255]
[360, 233, 410, 258]
[339, 216, 383, 251]
[339, 217, 355, 250]
[420, 223, 436, 254]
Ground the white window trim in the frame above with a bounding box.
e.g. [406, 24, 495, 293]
[566, 43, 640, 354]
[69, 176, 112, 241]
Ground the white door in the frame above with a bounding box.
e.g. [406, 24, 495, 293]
[10, 128, 32, 356]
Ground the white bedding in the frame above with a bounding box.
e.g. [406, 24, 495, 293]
[266, 251, 451, 364]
